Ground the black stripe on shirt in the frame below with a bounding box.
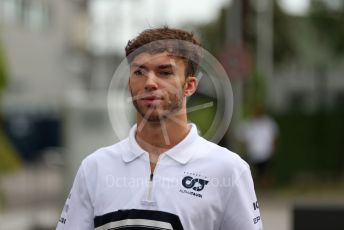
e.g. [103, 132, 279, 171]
[109, 226, 168, 230]
[94, 209, 184, 230]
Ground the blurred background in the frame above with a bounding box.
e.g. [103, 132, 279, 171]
[0, 0, 343, 229]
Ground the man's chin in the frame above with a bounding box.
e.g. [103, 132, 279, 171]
[140, 111, 168, 123]
[144, 116, 162, 122]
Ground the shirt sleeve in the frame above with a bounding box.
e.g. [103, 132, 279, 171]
[219, 168, 263, 230]
[56, 162, 94, 230]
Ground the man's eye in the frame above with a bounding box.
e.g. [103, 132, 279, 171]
[133, 70, 145, 76]
[160, 71, 173, 76]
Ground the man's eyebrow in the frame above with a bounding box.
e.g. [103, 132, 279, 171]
[131, 63, 147, 70]
[158, 64, 175, 69]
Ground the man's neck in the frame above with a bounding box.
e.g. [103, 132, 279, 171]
[135, 115, 190, 173]
[135, 117, 190, 154]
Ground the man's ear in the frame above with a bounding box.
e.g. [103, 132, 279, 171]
[184, 76, 198, 97]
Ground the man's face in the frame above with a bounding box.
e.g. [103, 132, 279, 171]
[128, 52, 196, 122]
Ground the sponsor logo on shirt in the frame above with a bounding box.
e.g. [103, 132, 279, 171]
[253, 215, 261, 224]
[59, 217, 67, 225]
[58, 193, 72, 225]
[179, 172, 208, 198]
[253, 201, 259, 210]
[253, 200, 261, 224]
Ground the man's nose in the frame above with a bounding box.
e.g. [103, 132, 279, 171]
[144, 72, 158, 91]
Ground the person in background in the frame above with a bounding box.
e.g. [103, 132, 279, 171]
[238, 104, 279, 188]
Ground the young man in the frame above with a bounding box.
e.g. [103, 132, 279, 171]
[57, 27, 263, 230]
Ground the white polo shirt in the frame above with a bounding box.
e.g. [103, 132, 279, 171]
[57, 124, 263, 230]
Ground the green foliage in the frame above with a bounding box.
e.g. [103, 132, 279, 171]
[273, 0, 344, 66]
[191, 1, 344, 186]
[196, 0, 344, 67]
[0, 129, 21, 173]
[195, 1, 255, 56]
[272, 111, 344, 185]
[273, 1, 300, 65]
[308, 0, 344, 61]
[196, 8, 226, 54]
[0, 45, 7, 94]
[243, 71, 267, 117]
[187, 93, 217, 138]
[0, 40, 20, 173]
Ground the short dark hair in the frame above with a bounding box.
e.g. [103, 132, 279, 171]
[125, 27, 202, 77]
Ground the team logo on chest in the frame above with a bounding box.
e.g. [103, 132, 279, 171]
[179, 172, 209, 198]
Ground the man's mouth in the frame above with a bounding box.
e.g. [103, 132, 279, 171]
[141, 95, 162, 101]
[139, 95, 164, 106]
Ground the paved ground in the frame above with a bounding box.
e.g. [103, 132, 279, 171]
[0, 164, 63, 230]
[0, 165, 343, 230]
[260, 193, 292, 230]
